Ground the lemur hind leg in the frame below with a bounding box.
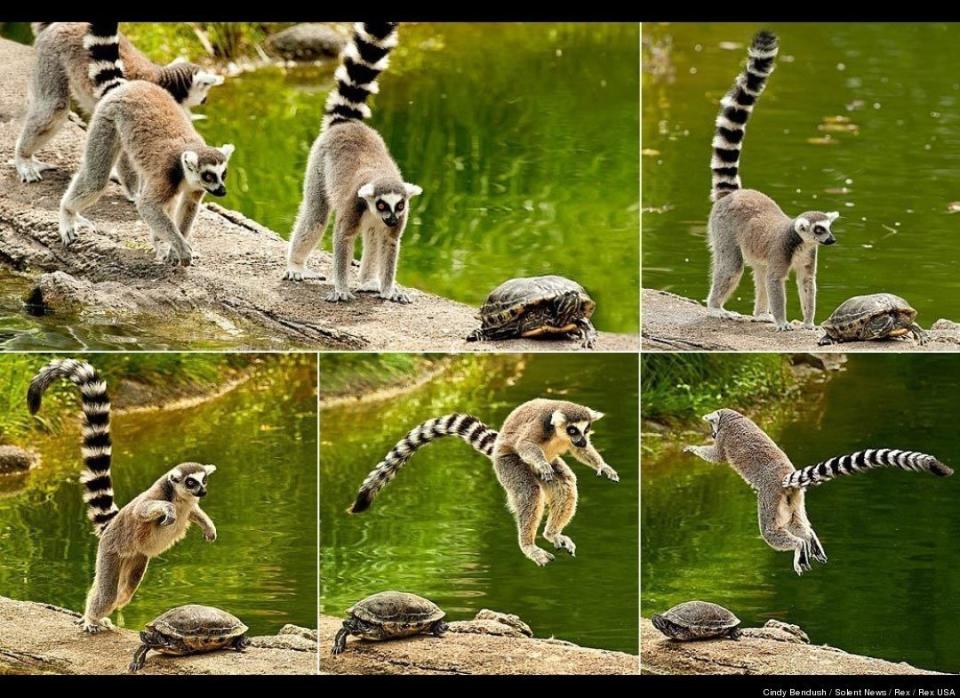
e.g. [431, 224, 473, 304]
[59, 117, 122, 245]
[493, 452, 553, 566]
[82, 548, 122, 633]
[115, 153, 141, 203]
[758, 488, 811, 575]
[14, 48, 69, 182]
[752, 266, 773, 322]
[786, 490, 827, 564]
[285, 165, 330, 281]
[542, 459, 578, 556]
[706, 237, 744, 319]
[115, 554, 149, 610]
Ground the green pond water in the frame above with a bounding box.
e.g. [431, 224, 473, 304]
[642, 354, 960, 672]
[643, 23, 960, 324]
[194, 23, 639, 335]
[319, 354, 638, 655]
[0, 357, 318, 636]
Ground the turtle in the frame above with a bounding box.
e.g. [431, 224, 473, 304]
[465, 275, 598, 348]
[818, 293, 928, 346]
[332, 591, 448, 655]
[651, 601, 741, 641]
[128, 604, 249, 672]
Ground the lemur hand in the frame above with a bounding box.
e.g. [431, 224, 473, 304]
[598, 464, 619, 482]
[537, 465, 555, 482]
[158, 505, 177, 527]
[204, 527, 217, 542]
[682, 445, 696, 454]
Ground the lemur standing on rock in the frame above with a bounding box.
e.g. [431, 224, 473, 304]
[684, 408, 952, 575]
[58, 22, 234, 267]
[29, 358, 218, 634]
[284, 22, 422, 304]
[15, 22, 223, 187]
[349, 399, 618, 566]
[706, 30, 839, 331]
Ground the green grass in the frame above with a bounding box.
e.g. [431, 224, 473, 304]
[641, 354, 795, 424]
[319, 354, 443, 398]
[121, 23, 287, 63]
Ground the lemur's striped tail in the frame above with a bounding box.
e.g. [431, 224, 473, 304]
[28, 359, 117, 536]
[710, 30, 779, 203]
[323, 22, 399, 130]
[84, 22, 125, 100]
[349, 413, 498, 514]
[783, 449, 954, 489]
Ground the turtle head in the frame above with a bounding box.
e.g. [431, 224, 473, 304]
[167, 462, 217, 500]
[794, 211, 838, 246]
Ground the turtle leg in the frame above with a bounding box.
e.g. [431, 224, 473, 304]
[574, 318, 598, 349]
[465, 328, 486, 343]
[910, 322, 929, 346]
[728, 627, 742, 641]
[332, 625, 351, 655]
[429, 620, 448, 637]
[816, 333, 837, 347]
[233, 634, 250, 652]
[128, 644, 150, 673]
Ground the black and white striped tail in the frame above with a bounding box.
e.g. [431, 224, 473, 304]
[323, 22, 399, 130]
[710, 30, 779, 203]
[783, 449, 954, 489]
[84, 22, 125, 100]
[349, 413, 498, 514]
[28, 359, 117, 536]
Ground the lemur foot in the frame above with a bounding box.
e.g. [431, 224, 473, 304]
[802, 322, 816, 331]
[597, 464, 619, 482]
[355, 280, 381, 293]
[707, 307, 742, 321]
[59, 214, 96, 246]
[325, 289, 356, 303]
[163, 245, 193, 267]
[80, 617, 114, 634]
[547, 534, 576, 556]
[775, 321, 795, 332]
[14, 156, 54, 183]
[380, 287, 412, 304]
[523, 546, 555, 567]
[753, 312, 775, 323]
[283, 268, 325, 282]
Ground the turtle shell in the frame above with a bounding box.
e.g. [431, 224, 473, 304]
[148, 604, 248, 649]
[349, 592, 445, 627]
[660, 601, 740, 631]
[478, 276, 595, 332]
[823, 293, 916, 336]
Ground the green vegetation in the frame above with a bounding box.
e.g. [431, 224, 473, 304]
[641, 354, 794, 423]
[319, 353, 444, 399]
[123, 23, 287, 63]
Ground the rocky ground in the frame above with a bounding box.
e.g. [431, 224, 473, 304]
[0, 38, 636, 351]
[0, 597, 316, 675]
[642, 288, 960, 351]
[641, 618, 937, 675]
[319, 611, 638, 675]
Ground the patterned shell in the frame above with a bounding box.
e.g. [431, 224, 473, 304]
[823, 293, 916, 332]
[149, 604, 248, 641]
[660, 601, 740, 630]
[479, 276, 595, 329]
[350, 592, 445, 625]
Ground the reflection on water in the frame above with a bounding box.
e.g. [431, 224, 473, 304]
[0, 357, 318, 635]
[642, 354, 960, 672]
[643, 23, 960, 324]
[320, 354, 638, 654]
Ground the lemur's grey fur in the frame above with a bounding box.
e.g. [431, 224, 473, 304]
[15, 22, 222, 186]
[349, 399, 617, 566]
[284, 22, 422, 304]
[684, 408, 952, 575]
[706, 30, 839, 331]
[58, 22, 234, 267]
[29, 358, 217, 634]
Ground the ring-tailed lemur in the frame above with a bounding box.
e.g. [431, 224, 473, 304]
[350, 399, 618, 566]
[706, 31, 839, 331]
[284, 22, 422, 304]
[28, 358, 218, 634]
[59, 22, 234, 267]
[15, 22, 223, 186]
[684, 408, 952, 575]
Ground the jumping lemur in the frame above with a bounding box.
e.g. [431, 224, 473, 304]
[349, 399, 618, 566]
[684, 408, 952, 575]
[284, 22, 422, 304]
[28, 358, 217, 634]
[706, 31, 839, 331]
[58, 23, 234, 267]
[15, 22, 223, 187]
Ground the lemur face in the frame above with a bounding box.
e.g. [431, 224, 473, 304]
[184, 68, 225, 108]
[182, 145, 234, 197]
[704, 408, 742, 438]
[358, 179, 423, 229]
[795, 211, 839, 246]
[169, 463, 217, 499]
[550, 408, 605, 448]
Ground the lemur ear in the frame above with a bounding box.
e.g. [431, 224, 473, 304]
[794, 217, 810, 233]
[358, 182, 375, 200]
[404, 182, 423, 198]
[197, 70, 225, 87]
[589, 410, 605, 422]
[219, 143, 235, 160]
[203, 464, 217, 476]
[181, 150, 199, 173]
[550, 410, 566, 428]
[826, 211, 840, 222]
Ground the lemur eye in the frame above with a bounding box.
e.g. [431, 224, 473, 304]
[202, 173, 215, 183]
[396, 201, 405, 212]
[566, 426, 578, 436]
[814, 225, 825, 234]
[186, 478, 196, 487]
[376, 201, 386, 211]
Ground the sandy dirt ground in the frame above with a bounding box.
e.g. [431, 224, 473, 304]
[642, 288, 960, 352]
[0, 38, 637, 351]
